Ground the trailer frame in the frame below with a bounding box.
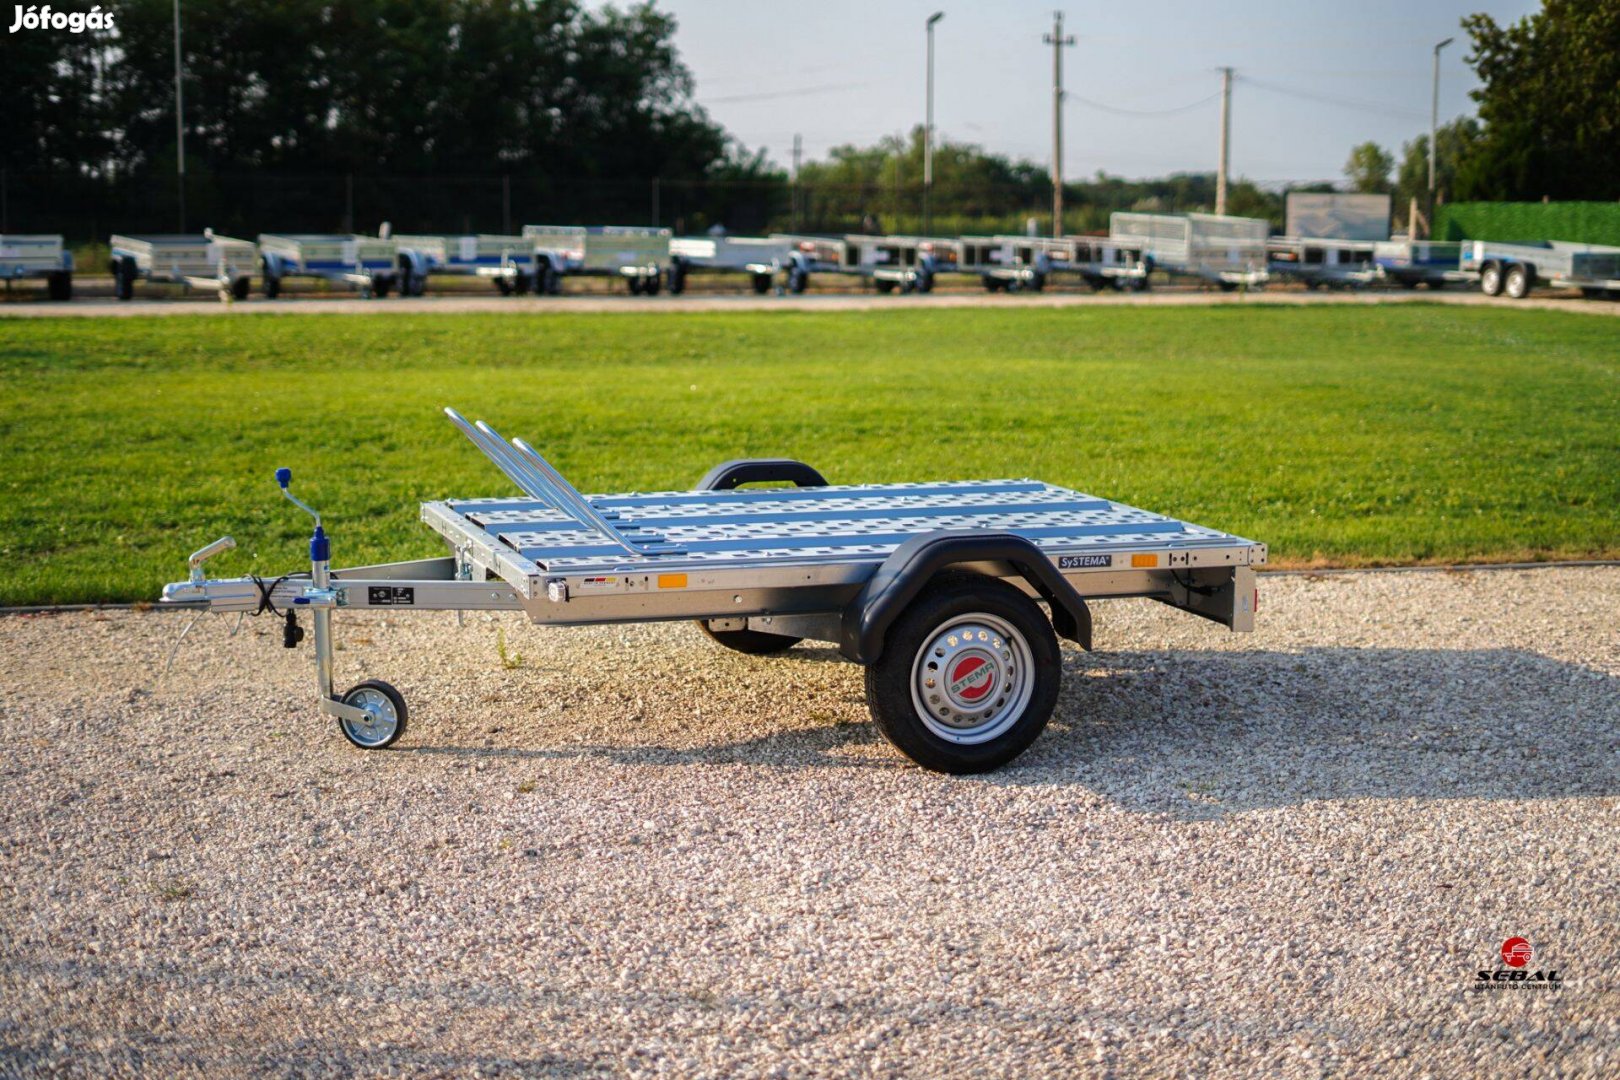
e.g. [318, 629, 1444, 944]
[257, 234, 401, 299]
[1461, 239, 1620, 300]
[108, 232, 256, 303]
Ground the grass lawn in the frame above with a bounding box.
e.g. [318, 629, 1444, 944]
[2, 304, 1616, 604]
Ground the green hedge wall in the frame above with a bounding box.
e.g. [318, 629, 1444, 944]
[1437, 202, 1620, 245]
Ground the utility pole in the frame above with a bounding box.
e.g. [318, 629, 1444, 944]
[1428, 37, 1454, 240]
[791, 133, 803, 232]
[924, 12, 943, 235]
[1043, 11, 1074, 237]
[1215, 66, 1232, 216]
[173, 0, 186, 231]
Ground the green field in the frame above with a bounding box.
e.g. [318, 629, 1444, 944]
[2, 305, 1617, 604]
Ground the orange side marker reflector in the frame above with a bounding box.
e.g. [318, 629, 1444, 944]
[1131, 554, 1159, 568]
[657, 573, 688, 589]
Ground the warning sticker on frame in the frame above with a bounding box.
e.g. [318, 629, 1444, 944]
[368, 586, 416, 606]
[1058, 555, 1112, 569]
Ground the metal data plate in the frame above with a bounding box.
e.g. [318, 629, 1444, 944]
[429, 480, 1265, 577]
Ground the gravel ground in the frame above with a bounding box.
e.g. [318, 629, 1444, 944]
[3, 285, 1617, 318]
[2, 567, 1617, 1076]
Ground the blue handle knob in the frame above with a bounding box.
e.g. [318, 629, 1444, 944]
[275, 467, 291, 489]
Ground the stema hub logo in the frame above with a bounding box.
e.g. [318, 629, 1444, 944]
[1473, 936, 1562, 991]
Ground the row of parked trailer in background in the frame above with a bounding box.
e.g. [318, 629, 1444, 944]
[5, 195, 1619, 304]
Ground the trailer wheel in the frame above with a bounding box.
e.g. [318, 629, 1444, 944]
[230, 276, 251, 301]
[628, 277, 644, 296]
[667, 263, 687, 295]
[981, 277, 1001, 292]
[47, 272, 73, 301]
[262, 260, 281, 299]
[337, 679, 408, 750]
[1479, 261, 1503, 296]
[916, 273, 934, 294]
[114, 256, 136, 301]
[494, 277, 514, 296]
[750, 272, 771, 295]
[1504, 263, 1533, 299]
[514, 272, 533, 296]
[643, 274, 661, 297]
[787, 267, 808, 294]
[865, 573, 1060, 774]
[1027, 272, 1046, 293]
[697, 620, 802, 655]
[875, 280, 896, 294]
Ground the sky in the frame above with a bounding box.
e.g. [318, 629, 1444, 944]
[653, 0, 1540, 185]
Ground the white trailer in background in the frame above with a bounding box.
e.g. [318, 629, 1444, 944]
[847, 236, 960, 293]
[1265, 238, 1380, 289]
[958, 236, 1148, 292]
[258, 234, 401, 298]
[1461, 239, 1620, 300]
[0, 234, 73, 300]
[522, 226, 671, 295]
[773, 235, 848, 293]
[1372, 240, 1471, 289]
[1110, 212, 1269, 289]
[390, 234, 545, 296]
[109, 232, 256, 302]
[667, 235, 791, 294]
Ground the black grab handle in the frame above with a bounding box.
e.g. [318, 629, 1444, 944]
[695, 458, 828, 491]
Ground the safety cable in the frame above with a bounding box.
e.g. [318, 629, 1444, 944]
[250, 572, 309, 617]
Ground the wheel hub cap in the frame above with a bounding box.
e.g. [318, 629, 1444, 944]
[911, 614, 1034, 745]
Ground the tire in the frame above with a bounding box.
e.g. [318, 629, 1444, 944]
[696, 620, 802, 655]
[1479, 261, 1503, 296]
[628, 276, 644, 296]
[667, 263, 687, 295]
[1504, 263, 1533, 300]
[916, 273, 934, 294]
[114, 256, 136, 301]
[262, 259, 281, 299]
[982, 277, 1001, 292]
[643, 274, 661, 296]
[788, 268, 808, 294]
[47, 271, 72, 301]
[374, 275, 392, 298]
[750, 273, 771, 295]
[1217, 280, 1238, 292]
[875, 280, 896, 294]
[337, 679, 408, 749]
[864, 573, 1061, 774]
[494, 277, 514, 296]
[1027, 272, 1046, 293]
[230, 276, 250, 301]
[397, 262, 416, 298]
[514, 272, 533, 296]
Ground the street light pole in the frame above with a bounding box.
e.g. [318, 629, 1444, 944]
[924, 12, 944, 236]
[1428, 37, 1454, 240]
[174, 0, 186, 231]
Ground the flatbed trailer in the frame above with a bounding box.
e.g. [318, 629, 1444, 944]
[1371, 240, 1470, 289]
[0, 234, 74, 300]
[976, 235, 1151, 293]
[1461, 239, 1620, 300]
[161, 409, 1265, 774]
[843, 235, 954, 293]
[109, 232, 256, 302]
[522, 226, 671, 295]
[390, 234, 545, 296]
[1110, 212, 1269, 290]
[1265, 237, 1379, 290]
[667, 236, 791, 294]
[773, 234, 847, 293]
[258, 234, 401, 298]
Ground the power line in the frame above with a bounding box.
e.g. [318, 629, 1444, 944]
[1067, 91, 1222, 117]
[1238, 76, 1428, 122]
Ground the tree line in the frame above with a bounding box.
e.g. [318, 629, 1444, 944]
[4, 0, 1615, 240]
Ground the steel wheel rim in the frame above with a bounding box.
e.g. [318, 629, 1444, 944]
[910, 612, 1035, 745]
[342, 688, 398, 747]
